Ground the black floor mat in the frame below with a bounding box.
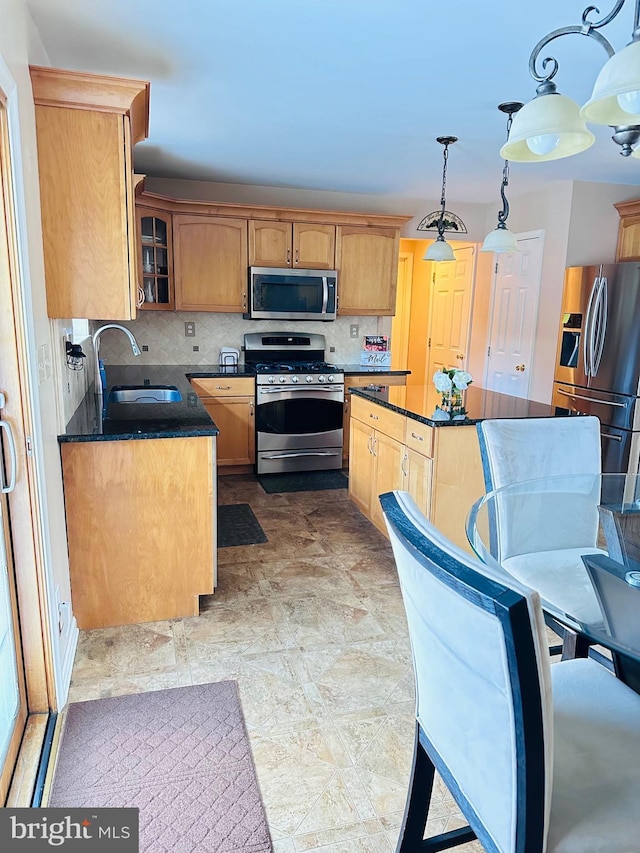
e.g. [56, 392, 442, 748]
[258, 470, 349, 493]
[217, 503, 268, 547]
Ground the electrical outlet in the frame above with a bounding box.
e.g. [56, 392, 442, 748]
[185, 321, 196, 337]
[187, 392, 198, 407]
[329, 346, 336, 353]
[350, 324, 359, 339]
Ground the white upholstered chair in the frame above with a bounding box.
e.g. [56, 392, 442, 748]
[476, 417, 605, 654]
[381, 490, 640, 853]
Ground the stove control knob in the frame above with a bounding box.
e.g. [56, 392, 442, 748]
[279, 376, 287, 383]
[291, 375, 299, 383]
[318, 375, 326, 383]
[267, 376, 275, 384]
[305, 375, 313, 383]
[328, 375, 335, 383]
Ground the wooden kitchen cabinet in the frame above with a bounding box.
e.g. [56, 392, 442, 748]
[30, 66, 150, 320]
[174, 215, 248, 311]
[615, 199, 640, 261]
[349, 393, 483, 549]
[61, 436, 215, 630]
[343, 373, 407, 464]
[249, 220, 336, 269]
[336, 225, 400, 315]
[137, 206, 173, 309]
[190, 376, 255, 470]
[348, 395, 405, 535]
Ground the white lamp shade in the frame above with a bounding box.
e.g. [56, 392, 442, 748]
[424, 238, 455, 262]
[481, 227, 519, 254]
[500, 93, 595, 162]
[581, 40, 640, 125]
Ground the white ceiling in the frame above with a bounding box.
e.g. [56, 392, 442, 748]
[26, 0, 640, 205]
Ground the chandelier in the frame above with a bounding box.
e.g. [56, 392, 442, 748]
[424, 136, 458, 262]
[502, 0, 640, 161]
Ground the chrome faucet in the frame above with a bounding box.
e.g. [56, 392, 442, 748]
[92, 324, 141, 393]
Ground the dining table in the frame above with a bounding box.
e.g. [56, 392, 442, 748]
[466, 473, 640, 687]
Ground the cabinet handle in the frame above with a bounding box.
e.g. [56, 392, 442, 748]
[137, 285, 145, 307]
[411, 432, 424, 441]
[287, 248, 291, 266]
[367, 434, 373, 455]
[401, 452, 408, 477]
[249, 401, 254, 416]
[372, 437, 377, 457]
[294, 249, 299, 265]
[242, 290, 247, 310]
[216, 385, 232, 390]
[369, 413, 379, 420]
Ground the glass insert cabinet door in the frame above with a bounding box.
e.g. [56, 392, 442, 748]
[136, 207, 174, 310]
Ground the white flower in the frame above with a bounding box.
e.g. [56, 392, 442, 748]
[452, 370, 473, 390]
[433, 370, 452, 392]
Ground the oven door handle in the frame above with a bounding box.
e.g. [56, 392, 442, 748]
[258, 386, 344, 394]
[322, 277, 329, 314]
[261, 451, 342, 459]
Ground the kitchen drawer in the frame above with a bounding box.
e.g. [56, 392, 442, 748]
[351, 395, 405, 442]
[190, 376, 255, 398]
[404, 419, 434, 458]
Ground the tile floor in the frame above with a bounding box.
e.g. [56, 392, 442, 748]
[68, 474, 484, 853]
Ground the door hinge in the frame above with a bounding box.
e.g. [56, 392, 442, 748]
[495, 262, 498, 274]
[26, 435, 34, 457]
[428, 337, 431, 348]
[487, 346, 491, 358]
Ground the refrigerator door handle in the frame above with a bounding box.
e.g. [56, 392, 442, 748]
[556, 387, 628, 408]
[601, 431, 623, 442]
[591, 276, 608, 377]
[583, 274, 600, 376]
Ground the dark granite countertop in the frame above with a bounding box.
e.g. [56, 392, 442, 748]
[60, 364, 256, 442]
[350, 384, 556, 427]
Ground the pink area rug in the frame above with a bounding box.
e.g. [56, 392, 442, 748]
[48, 681, 272, 852]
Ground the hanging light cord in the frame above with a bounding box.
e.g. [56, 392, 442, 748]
[437, 141, 450, 238]
[497, 112, 514, 229]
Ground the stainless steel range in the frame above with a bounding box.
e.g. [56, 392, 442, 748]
[244, 332, 344, 474]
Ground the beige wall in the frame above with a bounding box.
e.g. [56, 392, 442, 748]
[1, 0, 75, 703]
[566, 180, 640, 266]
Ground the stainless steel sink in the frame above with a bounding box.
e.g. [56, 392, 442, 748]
[108, 385, 182, 404]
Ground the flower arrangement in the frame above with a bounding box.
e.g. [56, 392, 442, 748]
[432, 368, 473, 420]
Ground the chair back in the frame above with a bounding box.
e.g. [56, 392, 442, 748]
[476, 417, 602, 557]
[381, 491, 552, 853]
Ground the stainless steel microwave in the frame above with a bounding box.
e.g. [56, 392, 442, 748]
[248, 267, 337, 321]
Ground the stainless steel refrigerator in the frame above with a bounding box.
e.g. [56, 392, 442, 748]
[553, 263, 640, 474]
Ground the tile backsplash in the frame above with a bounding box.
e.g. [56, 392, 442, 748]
[93, 312, 390, 366]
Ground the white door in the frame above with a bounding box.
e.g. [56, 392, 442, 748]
[484, 232, 544, 398]
[425, 245, 476, 412]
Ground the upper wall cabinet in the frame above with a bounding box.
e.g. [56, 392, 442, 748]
[249, 220, 336, 269]
[137, 207, 173, 310]
[336, 225, 400, 316]
[615, 199, 640, 262]
[173, 215, 248, 312]
[30, 66, 150, 320]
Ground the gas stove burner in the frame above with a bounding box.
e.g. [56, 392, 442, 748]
[254, 361, 341, 374]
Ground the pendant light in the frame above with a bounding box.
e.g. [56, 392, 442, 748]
[482, 103, 523, 254]
[424, 137, 457, 262]
[502, 0, 640, 161]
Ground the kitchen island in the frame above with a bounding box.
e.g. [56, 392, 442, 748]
[348, 383, 556, 550]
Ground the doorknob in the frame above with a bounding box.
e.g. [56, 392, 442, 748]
[515, 363, 526, 372]
[456, 353, 465, 360]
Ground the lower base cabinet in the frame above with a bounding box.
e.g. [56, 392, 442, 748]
[61, 436, 216, 629]
[349, 395, 484, 550]
[190, 377, 255, 469]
